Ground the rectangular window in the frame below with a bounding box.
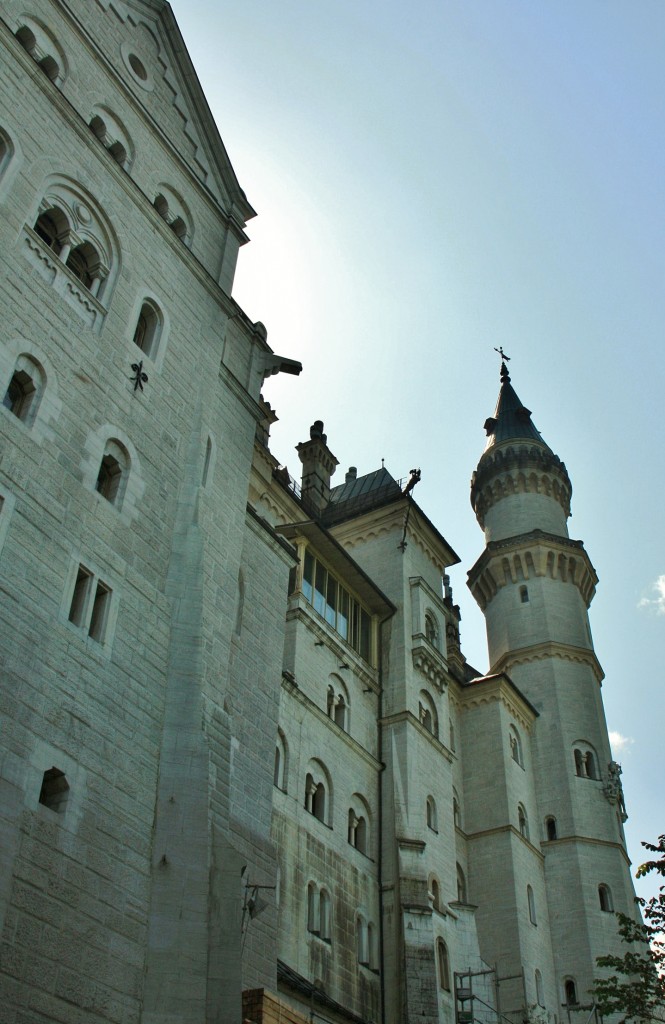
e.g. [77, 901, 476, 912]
[67, 563, 113, 644]
[299, 551, 373, 663]
[314, 562, 326, 617]
[325, 575, 337, 626]
[303, 551, 314, 602]
[69, 566, 93, 625]
[88, 581, 111, 641]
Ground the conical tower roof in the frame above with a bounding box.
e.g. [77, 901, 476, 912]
[470, 359, 572, 528]
[481, 361, 550, 453]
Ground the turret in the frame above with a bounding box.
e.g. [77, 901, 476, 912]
[467, 358, 636, 1013]
[296, 420, 339, 513]
[470, 360, 572, 542]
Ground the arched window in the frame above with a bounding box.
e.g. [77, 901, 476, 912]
[327, 675, 349, 732]
[456, 864, 467, 903]
[95, 440, 129, 507]
[274, 730, 287, 791]
[449, 718, 456, 752]
[3, 355, 45, 427]
[356, 914, 368, 964]
[66, 241, 101, 291]
[518, 804, 529, 840]
[564, 979, 578, 1006]
[319, 889, 331, 941]
[34, 205, 68, 254]
[133, 300, 163, 358]
[89, 109, 133, 170]
[598, 884, 613, 913]
[509, 726, 523, 767]
[419, 690, 438, 738]
[429, 876, 442, 912]
[307, 882, 319, 933]
[305, 761, 331, 825]
[348, 809, 367, 853]
[30, 182, 118, 313]
[545, 816, 558, 841]
[573, 743, 599, 780]
[535, 969, 544, 1007]
[426, 795, 438, 832]
[453, 788, 461, 830]
[527, 885, 537, 925]
[15, 21, 66, 86]
[425, 612, 439, 649]
[437, 938, 451, 992]
[153, 186, 193, 246]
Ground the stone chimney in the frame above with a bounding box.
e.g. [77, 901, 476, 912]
[296, 421, 339, 514]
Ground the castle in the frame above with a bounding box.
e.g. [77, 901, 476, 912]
[0, 2, 637, 1023]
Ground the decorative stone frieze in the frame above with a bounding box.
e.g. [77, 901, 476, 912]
[471, 444, 572, 527]
[411, 638, 448, 692]
[467, 529, 598, 609]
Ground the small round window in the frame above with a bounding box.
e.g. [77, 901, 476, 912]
[121, 42, 154, 91]
[128, 53, 147, 80]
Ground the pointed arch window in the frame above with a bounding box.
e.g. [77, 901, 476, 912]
[545, 816, 557, 841]
[518, 804, 529, 840]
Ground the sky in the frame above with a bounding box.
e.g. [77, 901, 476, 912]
[172, 0, 664, 901]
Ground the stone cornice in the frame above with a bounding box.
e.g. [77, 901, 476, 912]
[379, 710, 454, 762]
[467, 529, 598, 609]
[471, 443, 572, 527]
[492, 641, 604, 684]
[541, 834, 632, 867]
[457, 673, 537, 732]
[331, 502, 459, 574]
[281, 674, 381, 770]
[465, 823, 545, 861]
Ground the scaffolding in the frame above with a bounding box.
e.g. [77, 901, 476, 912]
[454, 965, 526, 1024]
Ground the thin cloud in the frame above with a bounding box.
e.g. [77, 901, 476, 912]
[638, 575, 665, 615]
[609, 731, 633, 757]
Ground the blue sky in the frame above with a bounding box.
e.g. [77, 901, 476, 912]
[173, 0, 664, 899]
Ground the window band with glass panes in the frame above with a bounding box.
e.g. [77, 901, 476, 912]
[301, 550, 372, 662]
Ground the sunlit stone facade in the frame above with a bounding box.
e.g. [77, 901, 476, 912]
[0, 3, 637, 1023]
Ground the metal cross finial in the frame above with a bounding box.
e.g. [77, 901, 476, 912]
[494, 346, 511, 362]
[131, 360, 148, 392]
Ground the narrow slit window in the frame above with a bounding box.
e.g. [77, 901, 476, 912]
[88, 581, 111, 641]
[69, 566, 93, 625]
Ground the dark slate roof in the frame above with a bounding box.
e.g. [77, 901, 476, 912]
[482, 362, 550, 453]
[323, 467, 403, 525]
[329, 466, 402, 505]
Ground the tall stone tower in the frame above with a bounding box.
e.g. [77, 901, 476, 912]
[467, 360, 636, 1008]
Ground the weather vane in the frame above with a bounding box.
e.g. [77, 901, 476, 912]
[494, 346, 511, 362]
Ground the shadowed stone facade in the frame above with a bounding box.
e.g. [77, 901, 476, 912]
[0, 4, 638, 1024]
